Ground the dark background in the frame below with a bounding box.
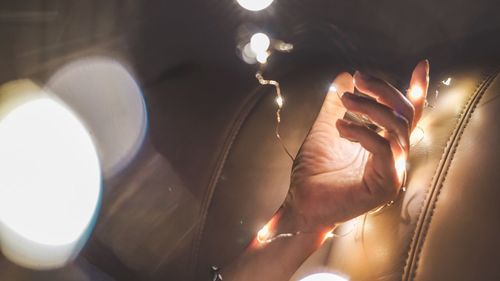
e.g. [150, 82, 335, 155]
[1, 1, 499, 280]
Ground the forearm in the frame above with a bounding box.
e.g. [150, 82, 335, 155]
[221, 209, 328, 281]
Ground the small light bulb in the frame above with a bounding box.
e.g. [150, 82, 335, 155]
[408, 86, 424, 100]
[442, 77, 452, 86]
[237, 0, 274, 11]
[277, 42, 294, 52]
[257, 225, 270, 242]
[329, 84, 337, 93]
[276, 96, 283, 107]
[256, 52, 269, 64]
[250, 33, 271, 54]
[395, 154, 407, 181]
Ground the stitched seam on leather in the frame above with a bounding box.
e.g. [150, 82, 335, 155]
[189, 86, 270, 277]
[401, 69, 498, 281]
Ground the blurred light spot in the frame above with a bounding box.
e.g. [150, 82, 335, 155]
[0, 82, 100, 269]
[256, 52, 269, 64]
[237, 0, 274, 11]
[47, 57, 147, 179]
[408, 85, 424, 101]
[276, 42, 294, 52]
[442, 77, 452, 86]
[250, 33, 270, 54]
[242, 43, 257, 64]
[300, 273, 348, 281]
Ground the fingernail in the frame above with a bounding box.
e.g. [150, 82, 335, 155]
[337, 118, 353, 127]
[341, 91, 354, 100]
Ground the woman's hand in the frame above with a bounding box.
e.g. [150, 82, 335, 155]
[282, 60, 429, 234]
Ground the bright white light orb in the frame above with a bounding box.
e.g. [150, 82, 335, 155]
[250, 33, 271, 54]
[300, 273, 348, 281]
[0, 87, 101, 269]
[237, 0, 274, 11]
[242, 43, 257, 64]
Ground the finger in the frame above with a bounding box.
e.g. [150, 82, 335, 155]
[336, 119, 404, 198]
[336, 119, 397, 179]
[316, 72, 355, 125]
[384, 132, 407, 183]
[354, 71, 415, 129]
[341, 92, 410, 152]
[407, 59, 430, 130]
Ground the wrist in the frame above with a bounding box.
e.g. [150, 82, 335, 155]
[279, 197, 334, 234]
[273, 205, 332, 247]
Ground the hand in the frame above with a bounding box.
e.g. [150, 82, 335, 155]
[281, 60, 429, 234]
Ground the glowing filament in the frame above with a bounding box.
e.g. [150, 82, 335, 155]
[442, 77, 452, 86]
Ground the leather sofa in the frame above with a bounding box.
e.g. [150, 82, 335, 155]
[84, 63, 500, 281]
[1, 61, 499, 281]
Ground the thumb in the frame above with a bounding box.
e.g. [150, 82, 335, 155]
[407, 59, 430, 130]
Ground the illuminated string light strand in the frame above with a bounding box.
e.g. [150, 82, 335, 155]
[256, 71, 295, 161]
[257, 223, 353, 244]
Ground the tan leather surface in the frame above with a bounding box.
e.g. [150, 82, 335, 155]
[410, 71, 500, 281]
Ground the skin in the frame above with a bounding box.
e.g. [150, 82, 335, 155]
[221, 60, 430, 281]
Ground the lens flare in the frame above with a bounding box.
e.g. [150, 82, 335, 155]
[47, 57, 147, 179]
[0, 84, 101, 269]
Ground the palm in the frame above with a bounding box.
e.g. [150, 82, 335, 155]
[289, 73, 378, 228]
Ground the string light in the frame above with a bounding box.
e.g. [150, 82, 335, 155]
[255, 72, 295, 161]
[442, 77, 452, 86]
[275, 96, 283, 107]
